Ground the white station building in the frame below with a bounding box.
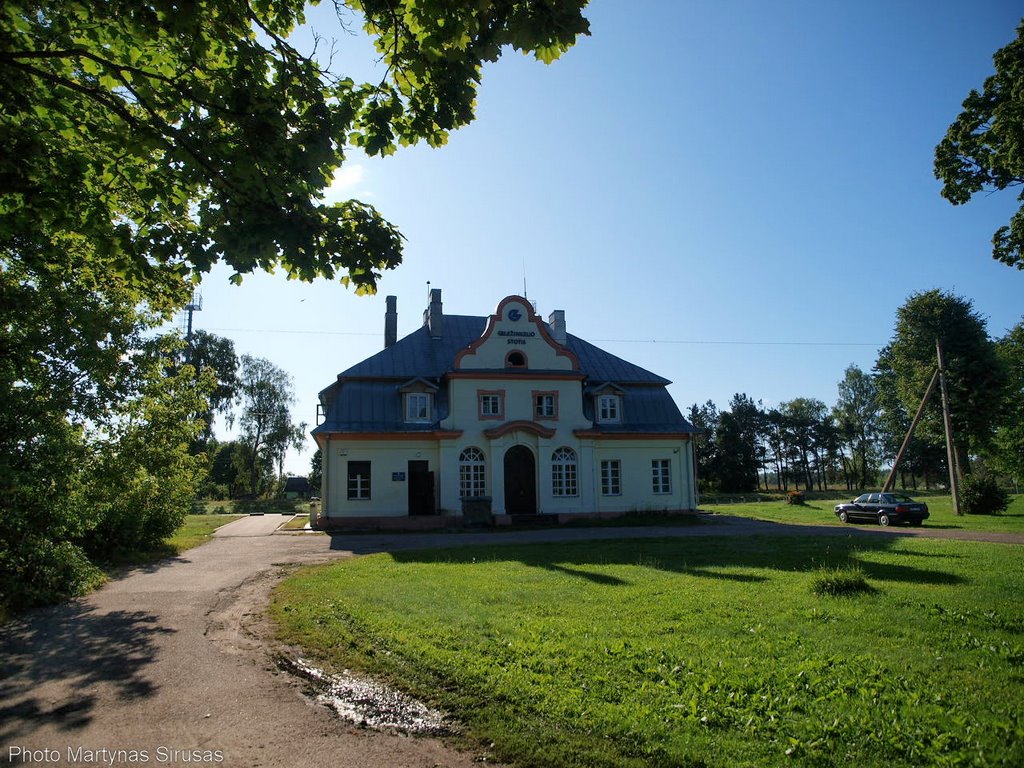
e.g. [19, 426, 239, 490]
[312, 290, 698, 528]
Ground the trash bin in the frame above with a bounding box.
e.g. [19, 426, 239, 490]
[461, 496, 493, 526]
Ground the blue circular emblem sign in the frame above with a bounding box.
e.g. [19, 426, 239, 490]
[508, 308, 523, 322]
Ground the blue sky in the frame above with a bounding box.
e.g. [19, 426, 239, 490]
[190, 1, 1023, 475]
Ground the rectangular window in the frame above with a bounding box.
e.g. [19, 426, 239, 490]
[652, 459, 671, 494]
[552, 448, 578, 497]
[598, 394, 621, 423]
[347, 461, 371, 500]
[459, 464, 486, 498]
[478, 390, 504, 420]
[600, 460, 621, 496]
[552, 464, 578, 496]
[533, 391, 558, 420]
[405, 392, 430, 422]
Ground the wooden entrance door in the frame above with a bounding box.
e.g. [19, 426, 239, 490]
[408, 460, 435, 515]
[503, 445, 537, 514]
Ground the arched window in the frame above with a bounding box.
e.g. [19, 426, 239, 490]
[459, 447, 486, 498]
[551, 447, 578, 497]
[505, 351, 527, 368]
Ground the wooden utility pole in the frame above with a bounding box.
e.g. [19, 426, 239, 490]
[936, 340, 962, 515]
[881, 367, 939, 493]
[880, 339, 962, 515]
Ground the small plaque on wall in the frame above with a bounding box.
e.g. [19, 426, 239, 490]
[392, 472, 406, 481]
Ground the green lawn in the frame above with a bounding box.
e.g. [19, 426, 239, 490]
[703, 493, 1024, 534]
[271, 534, 1024, 768]
[165, 513, 244, 551]
[278, 513, 310, 531]
[104, 514, 244, 567]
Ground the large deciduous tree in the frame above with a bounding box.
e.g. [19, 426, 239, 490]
[934, 19, 1024, 269]
[874, 290, 1005, 478]
[687, 401, 720, 492]
[188, 330, 240, 445]
[237, 355, 303, 496]
[0, 1, 589, 611]
[990, 319, 1024, 485]
[0, 0, 590, 292]
[833, 364, 882, 490]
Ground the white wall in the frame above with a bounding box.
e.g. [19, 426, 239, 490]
[322, 438, 440, 518]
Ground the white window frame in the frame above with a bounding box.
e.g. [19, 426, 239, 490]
[478, 391, 504, 420]
[652, 459, 671, 495]
[551, 447, 578, 497]
[597, 394, 621, 423]
[405, 392, 431, 423]
[534, 391, 558, 420]
[347, 461, 371, 500]
[600, 459, 621, 496]
[459, 447, 487, 498]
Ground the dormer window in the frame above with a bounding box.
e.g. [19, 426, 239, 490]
[405, 392, 431, 422]
[597, 393, 621, 423]
[399, 378, 437, 424]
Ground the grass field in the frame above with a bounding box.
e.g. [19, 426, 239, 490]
[278, 513, 309, 531]
[271, 532, 1023, 767]
[703, 493, 1024, 534]
[104, 514, 244, 567]
[166, 514, 244, 551]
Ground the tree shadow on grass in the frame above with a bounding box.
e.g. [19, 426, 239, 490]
[0, 601, 173, 743]
[386, 533, 966, 590]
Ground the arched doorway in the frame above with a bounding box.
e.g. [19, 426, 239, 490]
[504, 445, 537, 514]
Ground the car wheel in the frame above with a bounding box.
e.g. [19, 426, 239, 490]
[878, 513, 890, 527]
[839, 511, 849, 523]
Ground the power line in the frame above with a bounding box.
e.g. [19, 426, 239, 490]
[205, 327, 378, 337]
[592, 338, 882, 347]
[205, 325, 881, 347]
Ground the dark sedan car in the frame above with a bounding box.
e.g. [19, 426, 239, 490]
[834, 492, 929, 526]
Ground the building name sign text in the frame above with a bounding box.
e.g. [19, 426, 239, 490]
[497, 329, 536, 346]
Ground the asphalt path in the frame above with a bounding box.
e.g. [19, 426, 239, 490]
[1, 513, 1020, 768]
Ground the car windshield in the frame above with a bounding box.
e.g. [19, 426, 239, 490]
[882, 493, 914, 503]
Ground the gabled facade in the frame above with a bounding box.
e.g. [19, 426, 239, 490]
[312, 291, 698, 527]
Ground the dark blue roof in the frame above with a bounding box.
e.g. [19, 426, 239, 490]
[337, 315, 486, 380]
[334, 314, 669, 384]
[314, 314, 695, 435]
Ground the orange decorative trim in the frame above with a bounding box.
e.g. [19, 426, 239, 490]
[453, 295, 580, 371]
[484, 420, 557, 439]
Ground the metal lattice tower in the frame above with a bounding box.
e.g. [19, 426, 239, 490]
[183, 290, 202, 362]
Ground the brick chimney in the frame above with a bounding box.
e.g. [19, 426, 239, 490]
[384, 295, 397, 348]
[423, 288, 443, 339]
[548, 309, 566, 344]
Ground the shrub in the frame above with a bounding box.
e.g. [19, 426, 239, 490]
[0, 537, 104, 614]
[810, 565, 875, 597]
[959, 473, 1009, 515]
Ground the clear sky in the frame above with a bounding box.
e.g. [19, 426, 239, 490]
[187, 1, 1023, 476]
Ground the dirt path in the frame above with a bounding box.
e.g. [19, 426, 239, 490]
[1, 514, 1019, 767]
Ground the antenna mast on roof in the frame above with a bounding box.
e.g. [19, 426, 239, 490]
[522, 254, 528, 299]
